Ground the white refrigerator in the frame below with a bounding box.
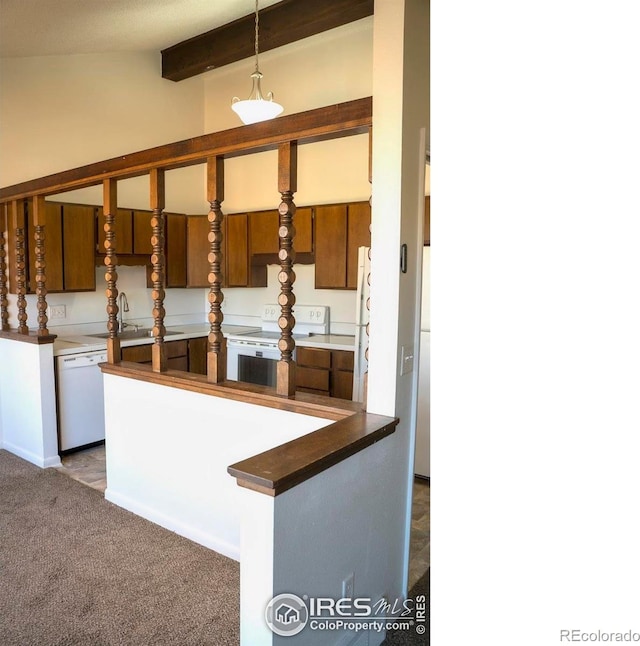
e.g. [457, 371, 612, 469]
[415, 246, 430, 478]
[352, 246, 371, 403]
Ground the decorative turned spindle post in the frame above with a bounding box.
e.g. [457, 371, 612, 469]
[32, 196, 50, 336]
[206, 156, 227, 383]
[103, 179, 121, 364]
[150, 169, 167, 373]
[11, 200, 28, 334]
[276, 142, 298, 397]
[0, 204, 9, 331]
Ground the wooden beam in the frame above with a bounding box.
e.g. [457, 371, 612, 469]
[162, 0, 374, 82]
[0, 97, 372, 203]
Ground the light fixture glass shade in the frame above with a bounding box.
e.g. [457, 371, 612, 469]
[232, 71, 283, 125]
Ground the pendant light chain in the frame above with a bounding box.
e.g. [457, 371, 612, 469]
[254, 0, 260, 73]
[231, 0, 283, 124]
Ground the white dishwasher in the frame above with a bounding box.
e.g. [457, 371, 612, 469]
[56, 350, 108, 453]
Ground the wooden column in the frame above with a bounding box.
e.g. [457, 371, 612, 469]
[11, 200, 28, 334]
[32, 197, 50, 336]
[150, 169, 167, 372]
[103, 179, 121, 364]
[276, 142, 298, 397]
[0, 204, 9, 331]
[206, 156, 227, 383]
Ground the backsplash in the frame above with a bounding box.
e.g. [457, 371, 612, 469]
[16, 263, 358, 336]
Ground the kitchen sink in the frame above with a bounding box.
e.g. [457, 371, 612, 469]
[88, 328, 182, 340]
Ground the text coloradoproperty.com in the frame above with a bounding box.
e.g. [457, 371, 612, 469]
[560, 630, 640, 642]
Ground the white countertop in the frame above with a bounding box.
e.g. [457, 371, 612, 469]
[53, 324, 258, 356]
[297, 334, 356, 352]
[53, 325, 356, 356]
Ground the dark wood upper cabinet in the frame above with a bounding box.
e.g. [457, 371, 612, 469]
[424, 195, 430, 245]
[249, 210, 279, 255]
[314, 204, 348, 289]
[346, 201, 371, 289]
[226, 213, 249, 287]
[295, 207, 313, 254]
[186, 214, 211, 288]
[96, 207, 133, 255]
[133, 210, 154, 256]
[314, 201, 369, 289]
[26, 201, 64, 293]
[248, 206, 313, 259]
[61, 204, 96, 291]
[165, 213, 187, 288]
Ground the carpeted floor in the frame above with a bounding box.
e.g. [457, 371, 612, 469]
[0, 450, 240, 646]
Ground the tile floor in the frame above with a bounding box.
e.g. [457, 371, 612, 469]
[56, 445, 430, 587]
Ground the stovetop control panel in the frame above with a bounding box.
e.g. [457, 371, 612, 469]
[261, 304, 329, 335]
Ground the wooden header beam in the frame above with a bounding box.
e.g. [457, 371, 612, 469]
[162, 0, 373, 82]
[0, 97, 372, 203]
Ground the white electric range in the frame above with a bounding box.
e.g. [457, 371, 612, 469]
[226, 304, 329, 387]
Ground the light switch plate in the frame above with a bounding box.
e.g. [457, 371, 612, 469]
[400, 344, 414, 375]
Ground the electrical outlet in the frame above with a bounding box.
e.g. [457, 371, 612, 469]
[49, 304, 66, 320]
[342, 572, 354, 599]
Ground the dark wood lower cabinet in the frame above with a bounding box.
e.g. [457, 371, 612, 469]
[188, 337, 208, 375]
[121, 337, 205, 374]
[296, 346, 354, 400]
[121, 339, 189, 368]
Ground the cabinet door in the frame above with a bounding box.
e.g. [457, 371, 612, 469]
[97, 208, 133, 255]
[295, 207, 313, 254]
[346, 202, 371, 290]
[330, 350, 355, 400]
[332, 370, 354, 400]
[121, 344, 152, 363]
[314, 204, 347, 288]
[227, 213, 249, 287]
[424, 195, 430, 245]
[188, 337, 208, 375]
[165, 213, 187, 288]
[133, 210, 153, 256]
[62, 204, 96, 291]
[249, 210, 279, 255]
[297, 346, 331, 369]
[186, 215, 210, 288]
[27, 201, 64, 294]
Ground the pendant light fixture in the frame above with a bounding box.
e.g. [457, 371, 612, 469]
[231, 0, 283, 125]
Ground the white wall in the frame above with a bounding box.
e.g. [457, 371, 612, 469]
[103, 373, 329, 560]
[272, 435, 398, 646]
[0, 338, 60, 467]
[366, 0, 429, 600]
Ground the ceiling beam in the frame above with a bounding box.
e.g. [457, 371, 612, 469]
[161, 0, 374, 82]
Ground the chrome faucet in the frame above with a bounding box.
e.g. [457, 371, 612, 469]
[118, 292, 130, 333]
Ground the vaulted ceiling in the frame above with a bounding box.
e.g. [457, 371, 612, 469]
[0, 0, 373, 81]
